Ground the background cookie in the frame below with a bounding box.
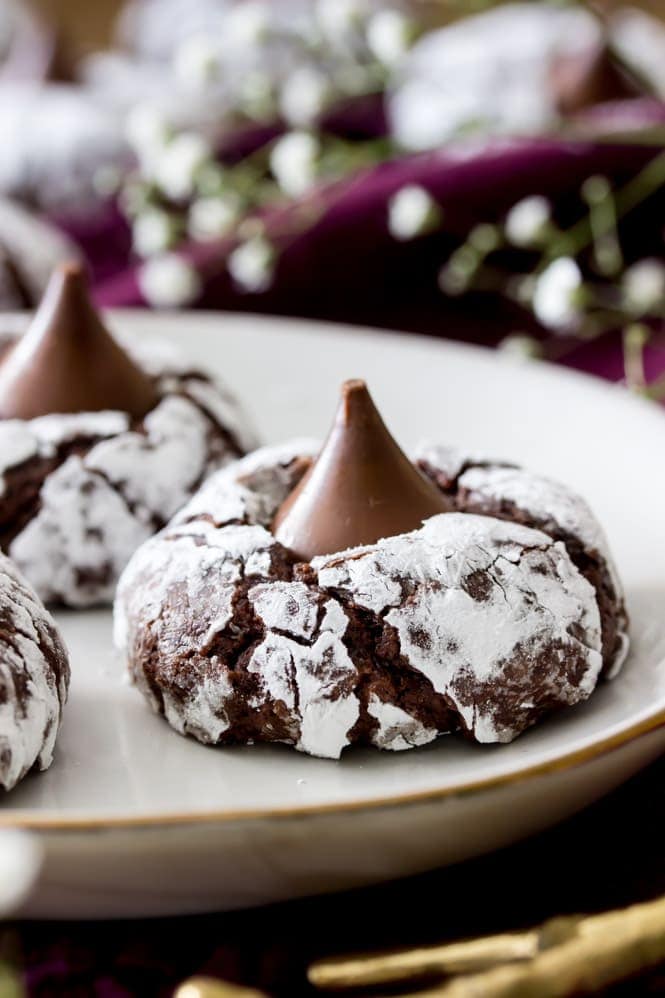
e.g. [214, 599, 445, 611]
[0, 552, 69, 792]
[0, 263, 256, 606]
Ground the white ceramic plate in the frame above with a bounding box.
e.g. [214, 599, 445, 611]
[1, 312, 664, 919]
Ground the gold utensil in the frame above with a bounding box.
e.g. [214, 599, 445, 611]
[174, 977, 268, 998]
[309, 893, 665, 997]
[309, 930, 541, 990]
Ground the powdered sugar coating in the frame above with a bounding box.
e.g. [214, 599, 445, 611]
[173, 439, 319, 529]
[460, 466, 613, 575]
[0, 553, 69, 792]
[415, 442, 502, 487]
[0, 329, 256, 606]
[30, 411, 129, 450]
[12, 456, 153, 608]
[367, 696, 438, 751]
[416, 441, 611, 566]
[315, 514, 602, 743]
[114, 520, 278, 659]
[416, 442, 629, 675]
[0, 422, 39, 481]
[248, 583, 359, 758]
[116, 438, 620, 758]
[85, 396, 218, 524]
[181, 377, 258, 456]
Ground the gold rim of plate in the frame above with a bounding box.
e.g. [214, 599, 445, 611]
[1, 706, 664, 832]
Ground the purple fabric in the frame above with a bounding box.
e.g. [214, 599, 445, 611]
[54, 202, 133, 287]
[89, 135, 665, 391]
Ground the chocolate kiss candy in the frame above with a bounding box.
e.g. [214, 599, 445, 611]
[0, 262, 158, 420]
[549, 42, 646, 115]
[272, 379, 449, 561]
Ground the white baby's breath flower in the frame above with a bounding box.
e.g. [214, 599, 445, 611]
[174, 35, 221, 88]
[93, 163, 123, 197]
[120, 179, 152, 218]
[280, 66, 331, 127]
[228, 236, 274, 292]
[125, 103, 170, 156]
[388, 184, 439, 240]
[532, 257, 583, 330]
[623, 258, 665, 313]
[317, 0, 362, 45]
[132, 209, 176, 257]
[189, 195, 240, 240]
[139, 253, 201, 308]
[227, 1, 270, 47]
[154, 133, 211, 202]
[270, 131, 319, 198]
[239, 71, 276, 120]
[498, 334, 543, 360]
[504, 196, 550, 247]
[367, 9, 414, 65]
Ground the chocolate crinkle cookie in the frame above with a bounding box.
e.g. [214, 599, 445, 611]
[115, 427, 628, 760]
[0, 552, 69, 792]
[0, 264, 256, 607]
[416, 443, 629, 676]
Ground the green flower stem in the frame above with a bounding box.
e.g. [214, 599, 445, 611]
[544, 150, 665, 264]
[440, 226, 503, 294]
[623, 323, 651, 392]
[582, 176, 623, 277]
[0, 962, 23, 998]
[0, 929, 24, 998]
[645, 376, 665, 401]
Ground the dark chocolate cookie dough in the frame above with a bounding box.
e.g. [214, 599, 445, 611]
[0, 552, 69, 792]
[116, 438, 626, 758]
[0, 264, 256, 606]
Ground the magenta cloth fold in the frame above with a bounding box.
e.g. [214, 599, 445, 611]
[79, 130, 665, 391]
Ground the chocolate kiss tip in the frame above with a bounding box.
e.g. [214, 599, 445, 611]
[60, 259, 85, 278]
[339, 379, 372, 419]
[342, 378, 367, 395]
[272, 380, 449, 562]
[0, 263, 159, 421]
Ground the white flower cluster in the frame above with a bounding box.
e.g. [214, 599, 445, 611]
[269, 131, 320, 197]
[532, 258, 583, 331]
[188, 195, 241, 241]
[387, 184, 439, 240]
[126, 105, 211, 203]
[623, 259, 665, 314]
[504, 196, 551, 248]
[228, 235, 275, 293]
[167, 0, 416, 130]
[139, 254, 201, 308]
[116, 0, 424, 307]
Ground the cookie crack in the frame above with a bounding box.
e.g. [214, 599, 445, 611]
[177, 380, 246, 458]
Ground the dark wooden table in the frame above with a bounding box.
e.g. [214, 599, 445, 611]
[10, 753, 665, 997]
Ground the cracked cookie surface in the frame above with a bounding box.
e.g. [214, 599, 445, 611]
[115, 439, 625, 759]
[0, 334, 256, 607]
[0, 552, 70, 791]
[416, 443, 629, 676]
